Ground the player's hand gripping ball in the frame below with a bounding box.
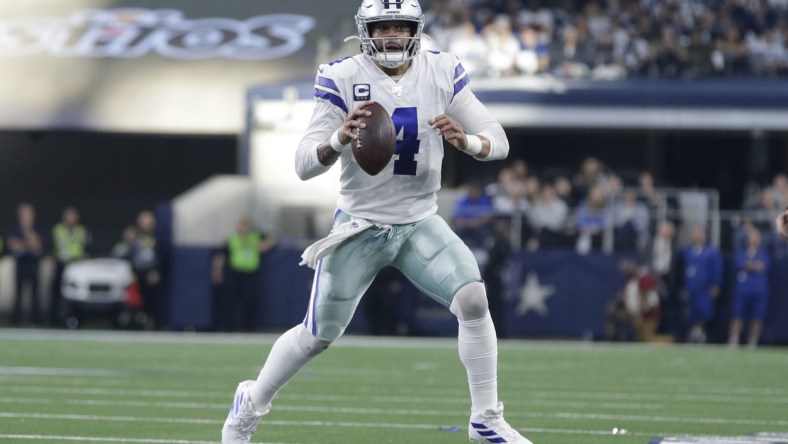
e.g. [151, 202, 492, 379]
[351, 101, 396, 176]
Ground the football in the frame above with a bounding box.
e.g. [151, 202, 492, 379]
[351, 101, 396, 176]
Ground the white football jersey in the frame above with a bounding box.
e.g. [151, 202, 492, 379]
[295, 51, 508, 225]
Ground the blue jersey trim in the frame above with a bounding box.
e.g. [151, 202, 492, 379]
[315, 75, 347, 112]
[453, 74, 470, 98]
[315, 88, 348, 113]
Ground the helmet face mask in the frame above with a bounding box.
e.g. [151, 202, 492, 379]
[355, 0, 425, 69]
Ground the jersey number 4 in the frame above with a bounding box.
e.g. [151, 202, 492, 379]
[391, 107, 420, 176]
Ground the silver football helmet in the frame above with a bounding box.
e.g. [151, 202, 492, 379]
[355, 0, 425, 68]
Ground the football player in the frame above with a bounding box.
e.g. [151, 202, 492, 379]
[221, 1, 532, 443]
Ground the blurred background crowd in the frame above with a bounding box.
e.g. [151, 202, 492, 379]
[0, 0, 787, 345]
[423, 0, 788, 79]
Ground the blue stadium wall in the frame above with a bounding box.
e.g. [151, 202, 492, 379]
[162, 230, 788, 344]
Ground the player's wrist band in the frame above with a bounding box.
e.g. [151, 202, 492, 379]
[464, 135, 483, 156]
[329, 129, 349, 153]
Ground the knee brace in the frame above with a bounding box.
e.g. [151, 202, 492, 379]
[449, 281, 489, 321]
[295, 324, 331, 358]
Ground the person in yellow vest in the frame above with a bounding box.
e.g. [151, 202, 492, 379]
[50, 206, 91, 326]
[212, 217, 276, 332]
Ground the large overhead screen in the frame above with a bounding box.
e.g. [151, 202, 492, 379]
[0, 0, 358, 133]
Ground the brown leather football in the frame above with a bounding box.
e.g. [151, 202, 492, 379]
[351, 101, 396, 176]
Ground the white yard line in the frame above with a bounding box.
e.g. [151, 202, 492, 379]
[0, 395, 664, 412]
[0, 435, 295, 444]
[0, 405, 786, 427]
[2, 382, 785, 407]
[0, 435, 219, 444]
[0, 412, 652, 438]
[0, 366, 138, 377]
[0, 397, 658, 418]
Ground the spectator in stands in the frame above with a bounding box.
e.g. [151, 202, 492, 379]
[776, 207, 788, 240]
[747, 28, 785, 76]
[571, 156, 608, 204]
[583, 1, 610, 40]
[612, 189, 651, 253]
[50, 206, 91, 327]
[728, 226, 770, 348]
[553, 175, 576, 207]
[637, 170, 663, 213]
[450, 21, 490, 77]
[714, 24, 750, 76]
[685, 29, 715, 79]
[527, 183, 569, 249]
[550, 23, 594, 78]
[511, 158, 529, 184]
[128, 210, 160, 329]
[425, 0, 788, 81]
[515, 25, 550, 75]
[746, 186, 783, 232]
[212, 216, 277, 332]
[648, 220, 682, 340]
[488, 167, 528, 218]
[681, 225, 724, 344]
[649, 220, 678, 290]
[112, 225, 137, 261]
[516, 0, 554, 34]
[772, 173, 788, 208]
[736, 186, 783, 255]
[6, 202, 44, 326]
[452, 179, 495, 248]
[573, 184, 608, 254]
[617, 25, 651, 78]
[487, 167, 530, 245]
[649, 24, 688, 78]
[523, 176, 541, 206]
[482, 16, 520, 77]
[591, 28, 627, 80]
[612, 259, 662, 342]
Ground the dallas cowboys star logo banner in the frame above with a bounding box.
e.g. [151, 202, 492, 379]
[504, 251, 632, 338]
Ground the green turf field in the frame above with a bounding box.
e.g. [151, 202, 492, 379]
[0, 329, 785, 444]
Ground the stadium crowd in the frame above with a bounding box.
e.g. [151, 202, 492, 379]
[449, 157, 788, 345]
[423, 0, 788, 79]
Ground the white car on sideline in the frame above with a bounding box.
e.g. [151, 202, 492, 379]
[61, 258, 140, 328]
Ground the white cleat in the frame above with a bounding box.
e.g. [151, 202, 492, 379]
[468, 402, 533, 444]
[221, 380, 269, 444]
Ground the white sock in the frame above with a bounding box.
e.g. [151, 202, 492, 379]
[458, 313, 499, 416]
[249, 325, 312, 411]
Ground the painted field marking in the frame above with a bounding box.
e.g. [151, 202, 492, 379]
[0, 395, 663, 412]
[0, 405, 786, 428]
[0, 435, 217, 443]
[0, 434, 296, 444]
[1, 382, 785, 408]
[0, 412, 653, 438]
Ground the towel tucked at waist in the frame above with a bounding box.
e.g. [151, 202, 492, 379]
[299, 218, 374, 269]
